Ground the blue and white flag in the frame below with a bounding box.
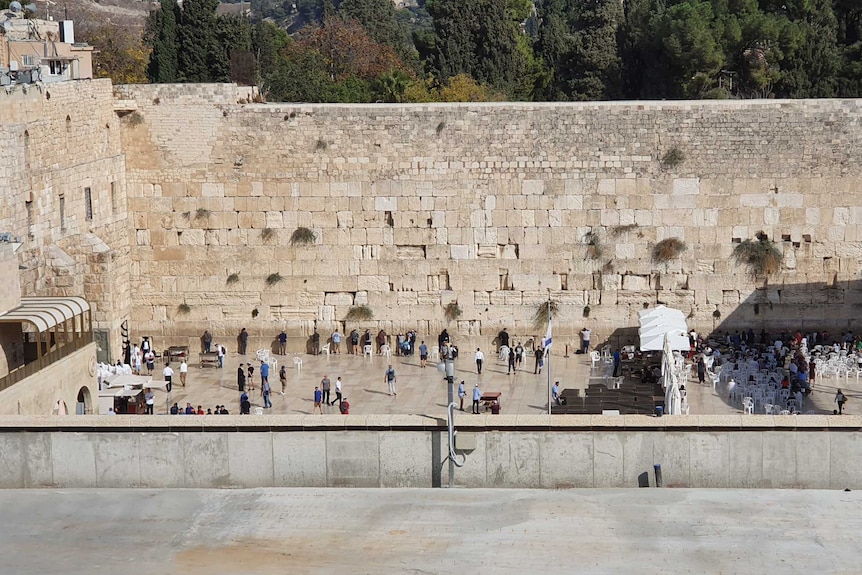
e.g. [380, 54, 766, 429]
[542, 317, 553, 354]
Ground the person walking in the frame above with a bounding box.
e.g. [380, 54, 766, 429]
[339, 397, 350, 414]
[179, 359, 188, 387]
[552, 381, 561, 406]
[279, 365, 287, 395]
[260, 359, 270, 386]
[144, 388, 155, 415]
[458, 380, 466, 411]
[472, 383, 482, 414]
[321, 374, 332, 406]
[217, 344, 225, 368]
[202, 330, 212, 353]
[278, 330, 287, 355]
[835, 389, 847, 414]
[334, 376, 343, 405]
[419, 341, 428, 368]
[475, 348, 484, 374]
[163, 362, 174, 392]
[262, 379, 272, 409]
[313, 386, 323, 414]
[384, 365, 397, 396]
[507, 349, 516, 375]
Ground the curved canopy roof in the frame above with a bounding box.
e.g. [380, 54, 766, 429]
[0, 297, 90, 333]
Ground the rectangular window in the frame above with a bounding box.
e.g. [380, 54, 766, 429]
[26, 200, 33, 239]
[49, 61, 63, 75]
[21, 54, 35, 67]
[59, 194, 65, 230]
[110, 181, 116, 214]
[84, 187, 92, 221]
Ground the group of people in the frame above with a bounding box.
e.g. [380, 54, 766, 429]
[235, 360, 286, 409]
[313, 374, 350, 414]
[168, 402, 230, 415]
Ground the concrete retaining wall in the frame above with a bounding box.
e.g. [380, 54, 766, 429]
[0, 414, 858, 489]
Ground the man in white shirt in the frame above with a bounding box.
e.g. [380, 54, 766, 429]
[163, 363, 174, 392]
[334, 376, 343, 405]
[144, 388, 155, 415]
[475, 348, 484, 374]
[581, 327, 592, 353]
[179, 360, 188, 387]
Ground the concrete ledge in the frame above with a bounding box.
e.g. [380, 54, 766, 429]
[0, 414, 859, 432]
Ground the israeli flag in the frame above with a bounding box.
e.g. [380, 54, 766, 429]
[542, 318, 553, 353]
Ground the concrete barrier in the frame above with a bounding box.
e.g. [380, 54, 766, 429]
[0, 414, 856, 489]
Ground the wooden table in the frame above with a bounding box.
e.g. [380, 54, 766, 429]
[199, 352, 219, 368]
[167, 346, 189, 362]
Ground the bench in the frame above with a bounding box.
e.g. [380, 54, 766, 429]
[199, 352, 219, 368]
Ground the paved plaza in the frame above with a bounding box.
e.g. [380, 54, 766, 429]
[146, 346, 853, 417]
[1, 487, 858, 574]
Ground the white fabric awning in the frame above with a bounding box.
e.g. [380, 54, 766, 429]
[0, 296, 90, 332]
[638, 306, 689, 351]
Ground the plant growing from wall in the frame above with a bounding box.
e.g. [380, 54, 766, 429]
[732, 234, 783, 277]
[583, 230, 603, 260]
[261, 227, 276, 243]
[226, 272, 240, 285]
[436, 121, 446, 135]
[251, 308, 259, 318]
[443, 301, 462, 322]
[176, 303, 191, 315]
[180, 211, 190, 220]
[290, 227, 316, 246]
[315, 139, 327, 151]
[651, 237, 687, 264]
[127, 111, 144, 126]
[344, 304, 374, 324]
[194, 207, 211, 220]
[660, 146, 685, 169]
[265, 272, 283, 286]
[532, 300, 559, 331]
[583, 305, 591, 318]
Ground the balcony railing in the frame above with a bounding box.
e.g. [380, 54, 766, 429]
[0, 336, 91, 393]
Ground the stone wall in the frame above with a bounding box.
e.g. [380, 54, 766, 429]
[0, 79, 131, 361]
[0, 343, 98, 415]
[0, 414, 856, 489]
[115, 84, 862, 348]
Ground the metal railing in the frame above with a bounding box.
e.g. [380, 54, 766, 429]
[0, 336, 90, 393]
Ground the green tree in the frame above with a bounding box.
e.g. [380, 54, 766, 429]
[339, 0, 402, 51]
[86, 25, 151, 84]
[178, 0, 221, 82]
[212, 15, 254, 82]
[535, 0, 623, 100]
[145, 0, 180, 83]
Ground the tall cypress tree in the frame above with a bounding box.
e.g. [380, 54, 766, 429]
[144, 0, 180, 83]
[177, 0, 221, 82]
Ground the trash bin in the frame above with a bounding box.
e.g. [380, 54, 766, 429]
[655, 406, 663, 417]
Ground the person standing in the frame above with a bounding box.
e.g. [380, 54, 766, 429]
[419, 341, 428, 368]
[472, 383, 482, 414]
[202, 330, 212, 353]
[247, 363, 255, 392]
[384, 365, 397, 396]
[458, 380, 466, 411]
[475, 348, 484, 374]
[498, 328, 510, 352]
[507, 348, 516, 374]
[331, 329, 342, 354]
[313, 386, 323, 414]
[339, 397, 350, 414]
[696, 355, 706, 385]
[612, 349, 622, 378]
[279, 365, 287, 395]
[262, 379, 272, 409]
[377, 329, 387, 354]
[312, 329, 320, 355]
[144, 388, 155, 415]
[179, 359, 188, 387]
[278, 330, 287, 355]
[836, 389, 847, 414]
[260, 359, 270, 386]
[334, 376, 343, 405]
[163, 362, 174, 392]
[239, 328, 248, 355]
[217, 344, 225, 368]
[133, 345, 142, 375]
[534, 346, 544, 375]
[237, 363, 246, 392]
[349, 329, 359, 354]
[580, 327, 591, 354]
[145, 349, 155, 375]
[321, 374, 332, 406]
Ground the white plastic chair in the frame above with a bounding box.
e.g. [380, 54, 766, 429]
[742, 397, 754, 415]
[253, 407, 264, 416]
[256, 349, 269, 362]
[321, 343, 331, 357]
[293, 356, 302, 371]
[430, 346, 440, 362]
[590, 350, 600, 368]
[363, 344, 373, 359]
[268, 357, 278, 371]
[380, 344, 391, 359]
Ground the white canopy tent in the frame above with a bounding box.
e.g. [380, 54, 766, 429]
[638, 305, 690, 352]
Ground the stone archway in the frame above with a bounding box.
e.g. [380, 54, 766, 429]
[76, 387, 91, 415]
